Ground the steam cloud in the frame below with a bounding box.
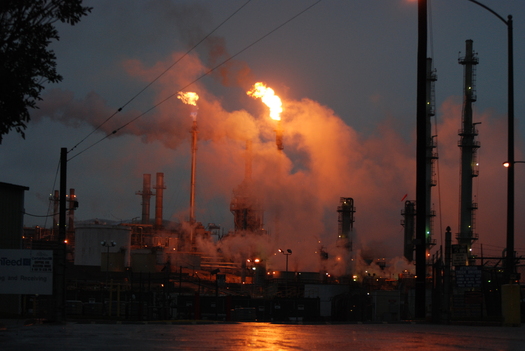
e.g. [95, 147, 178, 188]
[28, 3, 524, 277]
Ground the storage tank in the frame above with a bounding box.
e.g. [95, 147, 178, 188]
[74, 224, 131, 268]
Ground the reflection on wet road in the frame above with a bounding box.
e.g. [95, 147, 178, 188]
[1, 322, 524, 350]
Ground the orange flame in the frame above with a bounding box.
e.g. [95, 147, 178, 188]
[177, 92, 199, 106]
[247, 82, 282, 121]
[178, 92, 199, 120]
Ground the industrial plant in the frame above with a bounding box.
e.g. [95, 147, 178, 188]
[1, 63, 523, 325]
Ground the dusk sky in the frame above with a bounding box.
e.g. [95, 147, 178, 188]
[2, 0, 525, 270]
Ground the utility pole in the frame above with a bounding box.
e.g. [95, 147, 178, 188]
[55, 147, 67, 322]
[415, 0, 428, 320]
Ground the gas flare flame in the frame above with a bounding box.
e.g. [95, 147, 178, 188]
[178, 91, 199, 120]
[177, 91, 199, 106]
[247, 82, 282, 121]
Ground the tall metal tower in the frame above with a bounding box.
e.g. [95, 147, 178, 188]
[230, 140, 264, 234]
[136, 174, 153, 224]
[425, 58, 438, 252]
[405, 58, 437, 262]
[337, 197, 355, 251]
[154, 172, 166, 230]
[458, 39, 480, 255]
[189, 119, 198, 225]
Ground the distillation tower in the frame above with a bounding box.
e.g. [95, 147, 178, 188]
[154, 173, 166, 230]
[230, 140, 264, 234]
[458, 39, 480, 256]
[337, 197, 355, 251]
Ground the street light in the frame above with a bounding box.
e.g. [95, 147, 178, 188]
[503, 161, 525, 168]
[101, 240, 116, 281]
[278, 249, 292, 272]
[468, 0, 515, 282]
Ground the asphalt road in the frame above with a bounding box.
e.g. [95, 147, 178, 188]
[1, 320, 524, 350]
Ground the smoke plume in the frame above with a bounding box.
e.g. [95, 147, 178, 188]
[28, 3, 524, 276]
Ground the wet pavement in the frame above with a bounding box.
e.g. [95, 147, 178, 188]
[0, 320, 524, 350]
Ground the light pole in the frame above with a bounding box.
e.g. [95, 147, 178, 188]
[279, 249, 292, 272]
[101, 240, 116, 282]
[468, 0, 515, 282]
[502, 159, 523, 281]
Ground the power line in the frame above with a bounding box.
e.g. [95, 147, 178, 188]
[25, 212, 59, 218]
[68, 0, 321, 161]
[68, 0, 253, 155]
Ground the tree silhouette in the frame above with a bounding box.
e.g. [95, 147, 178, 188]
[0, 0, 92, 143]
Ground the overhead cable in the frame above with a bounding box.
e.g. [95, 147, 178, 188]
[68, 0, 253, 155]
[68, 0, 321, 161]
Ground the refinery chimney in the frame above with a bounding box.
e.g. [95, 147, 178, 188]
[458, 39, 480, 257]
[275, 121, 284, 151]
[245, 139, 253, 181]
[230, 140, 264, 233]
[178, 91, 199, 249]
[190, 119, 198, 225]
[154, 172, 165, 229]
[136, 174, 153, 224]
[337, 197, 355, 250]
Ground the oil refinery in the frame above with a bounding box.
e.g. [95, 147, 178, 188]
[1, 73, 523, 324]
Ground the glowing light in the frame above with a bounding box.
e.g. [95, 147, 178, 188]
[177, 91, 199, 106]
[177, 91, 199, 120]
[247, 82, 282, 120]
[503, 162, 511, 167]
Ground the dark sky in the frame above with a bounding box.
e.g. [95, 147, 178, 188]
[2, 0, 525, 271]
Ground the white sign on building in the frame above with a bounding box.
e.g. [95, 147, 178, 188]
[0, 249, 53, 295]
[452, 244, 468, 266]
